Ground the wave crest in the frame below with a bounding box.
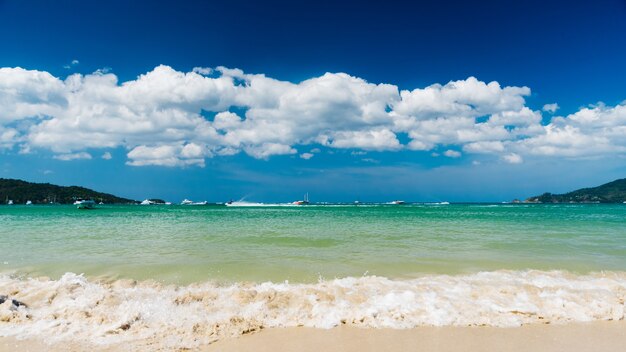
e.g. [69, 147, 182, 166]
[1, 270, 625, 349]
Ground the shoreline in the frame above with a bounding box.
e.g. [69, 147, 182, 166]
[2, 321, 626, 352]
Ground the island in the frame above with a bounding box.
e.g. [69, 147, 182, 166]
[526, 178, 626, 203]
[0, 178, 136, 204]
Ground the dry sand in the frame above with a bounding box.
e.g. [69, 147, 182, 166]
[2, 321, 626, 352]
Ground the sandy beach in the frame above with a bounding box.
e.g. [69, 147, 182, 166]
[2, 321, 625, 352]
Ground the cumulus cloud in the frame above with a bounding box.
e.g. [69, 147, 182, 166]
[300, 152, 314, 160]
[0, 65, 625, 167]
[53, 152, 92, 161]
[192, 67, 212, 75]
[63, 59, 80, 69]
[126, 144, 207, 167]
[444, 150, 462, 158]
[101, 152, 112, 160]
[542, 103, 559, 113]
[503, 153, 523, 164]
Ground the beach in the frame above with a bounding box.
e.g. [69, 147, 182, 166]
[2, 322, 626, 352]
[1, 204, 625, 350]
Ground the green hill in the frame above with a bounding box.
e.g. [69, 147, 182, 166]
[526, 178, 626, 203]
[0, 178, 136, 205]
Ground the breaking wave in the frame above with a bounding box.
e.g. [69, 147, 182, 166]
[1, 270, 625, 349]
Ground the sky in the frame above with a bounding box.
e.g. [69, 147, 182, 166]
[1, 0, 626, 202]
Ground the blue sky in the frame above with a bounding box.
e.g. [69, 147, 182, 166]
[1, 0, 626, 202]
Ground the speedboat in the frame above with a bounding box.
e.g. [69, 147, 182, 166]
[390, 200, 405, 205]
[7, 200, 13, 205]
[225, 201, 265, 207]
[25, 200, 33, 205]
[74, 199, 95, 209]
[140, 199, 154, 205]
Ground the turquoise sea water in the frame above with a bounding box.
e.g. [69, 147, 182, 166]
[1, 203, 625, 284]
[3, 203, 626, 347]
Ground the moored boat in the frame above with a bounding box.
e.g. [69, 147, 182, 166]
[292, 193, 310, 205]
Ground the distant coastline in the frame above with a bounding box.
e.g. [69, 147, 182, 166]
[0, 178, 136, 205]
[524, 178, 626, 203]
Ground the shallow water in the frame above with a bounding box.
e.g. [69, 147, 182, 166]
[1, 204, 625, 283]
[1, 203, 626, 348]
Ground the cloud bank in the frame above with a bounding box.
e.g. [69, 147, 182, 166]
[1, 65, 625, 166]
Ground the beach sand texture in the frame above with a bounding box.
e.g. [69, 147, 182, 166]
[2, 322, 626, 352]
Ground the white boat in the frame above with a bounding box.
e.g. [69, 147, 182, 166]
[292, 193, 310, 205]
[140, 199, 154, 205]
[181, 199, 207, 205]
[74, 199, 95, 209]
[225, 201, 265, 207]
[25, 200, 33, 205]
[390, 200, 405, 205]
[7, 200, 13, 205]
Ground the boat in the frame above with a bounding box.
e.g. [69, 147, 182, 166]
[225, 201, 266, 207]
[7, 200, 13, 205]
[390, 200, 405, 205]
[140, 199, 154, 205]
[25, 200, 32, 205]
[292, 193, 310, 205]
[181, 199, 207, 205]
[74, 199, 96, 209]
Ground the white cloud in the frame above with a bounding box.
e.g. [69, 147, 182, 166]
[361, 158, 379, 163]
[53, 152, 92, 161]
[444, 150, 461, 158]
[101, 152, 112, 160]
[1, 65, 625, 167]
[192, 67, 212, 75]
[463, 141, 505, 154]
[63, 60, 80, 70]
[126, 144, 206, 167]
[542, 103, 559, 113]
[300, 152, 314, 160]
[503, 153, 523, 164]
[243, 143, 296, 160]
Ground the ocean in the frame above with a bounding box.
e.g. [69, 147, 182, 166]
[1, 203, 626, 348]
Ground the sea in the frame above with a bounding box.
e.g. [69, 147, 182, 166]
[1, 203, 625, 348]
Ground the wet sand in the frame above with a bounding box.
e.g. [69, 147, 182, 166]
[2, 321, 625, 352]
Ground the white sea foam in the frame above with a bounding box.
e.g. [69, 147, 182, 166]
[1, 270, 625, 349]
